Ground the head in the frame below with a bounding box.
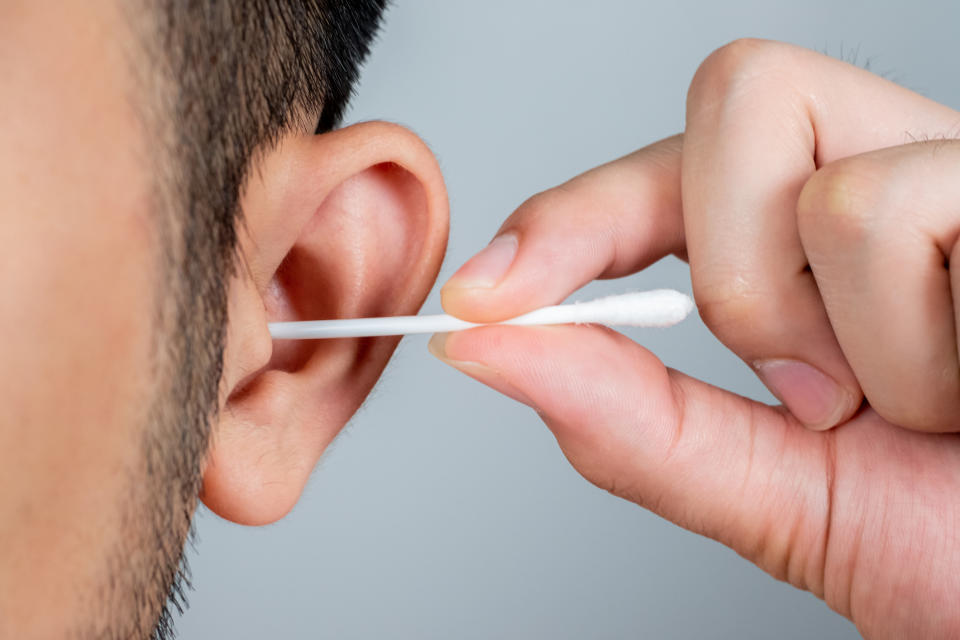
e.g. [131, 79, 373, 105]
[0, 1, 448, 637]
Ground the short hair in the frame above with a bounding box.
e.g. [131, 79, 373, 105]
[122, 3, 389, 638]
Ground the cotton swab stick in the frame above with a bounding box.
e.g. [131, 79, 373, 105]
[268, 289, 694, 340]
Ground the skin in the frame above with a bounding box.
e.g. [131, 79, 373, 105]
[437, 39, 960, 639]
[4, 8, 953, 638]
[0, 2, 158, 632]
[0, 2, 448, 636]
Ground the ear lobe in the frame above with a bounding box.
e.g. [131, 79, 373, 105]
[202, 122, 448, 526]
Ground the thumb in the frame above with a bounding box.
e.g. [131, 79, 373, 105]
[429, 323, 833, 595]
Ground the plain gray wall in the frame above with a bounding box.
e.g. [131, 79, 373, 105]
[178, 2, 960, 638]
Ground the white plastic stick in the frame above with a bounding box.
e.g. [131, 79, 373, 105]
[269, 289, 694, 339]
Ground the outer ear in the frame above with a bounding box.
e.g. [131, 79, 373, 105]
[202, 121, 448, 525]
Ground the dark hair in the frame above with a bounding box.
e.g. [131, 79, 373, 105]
[113, 3, 389, 638]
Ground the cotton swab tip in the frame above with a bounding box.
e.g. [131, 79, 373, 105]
[569, 289, 695, 327]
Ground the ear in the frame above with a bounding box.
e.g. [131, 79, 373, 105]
[201, 121, 448, 525]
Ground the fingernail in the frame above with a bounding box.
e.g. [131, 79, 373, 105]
[446, 232, 518, 289]
[428, 332, 536, 408]
[754, 359, 852, 430]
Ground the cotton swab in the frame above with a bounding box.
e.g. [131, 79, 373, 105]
[268, 289, 694, 340]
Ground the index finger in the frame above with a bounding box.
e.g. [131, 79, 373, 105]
[441, 135, 685, 322]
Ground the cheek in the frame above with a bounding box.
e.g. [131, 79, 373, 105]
[0, 199, 157, 465]
[0, 179, 159, 626]
[0, 0, 160, 617]
[0, 145, 159, 624]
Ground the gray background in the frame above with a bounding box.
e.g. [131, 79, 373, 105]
[178, 2, 960, 638]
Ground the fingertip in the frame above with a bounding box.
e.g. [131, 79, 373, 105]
[426, 331, 449, 361]
[439, 278, 523, 324]
[427, 329, 539, 408]
[807, 389, 862, 431]
[754, 359, 861, 431]
[438, 281, 480, 319]
[441, 232, 527, 321]
[451, 232, 519, 288]
[436, 324, 673, 438]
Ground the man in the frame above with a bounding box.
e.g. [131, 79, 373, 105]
[3, 3, 959, 640]
[1, 2, 450, 637]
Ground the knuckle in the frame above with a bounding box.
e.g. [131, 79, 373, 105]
[511, 188, 567, 227]
[519, 189, 553, 214]
[687, 38, 792, 110]
[694, 276, 772, 337]
[870, 398, 960, 433]
[511, 182, 599, 235]
[797, 160, 891, 248]
[865, 366, 960, 433]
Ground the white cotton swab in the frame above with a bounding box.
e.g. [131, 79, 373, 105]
[268, 289, 694, 340]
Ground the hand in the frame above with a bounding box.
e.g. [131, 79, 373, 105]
[431, 39, 960, 639]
